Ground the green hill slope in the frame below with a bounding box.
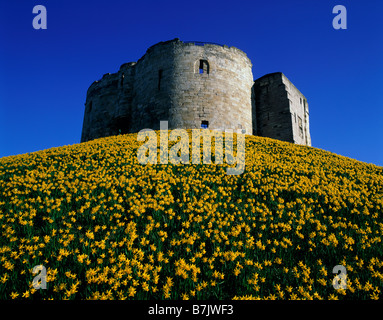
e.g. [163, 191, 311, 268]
[0, 131, 382, 300]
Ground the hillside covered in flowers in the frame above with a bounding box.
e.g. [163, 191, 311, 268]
[0, 131, 382, 300]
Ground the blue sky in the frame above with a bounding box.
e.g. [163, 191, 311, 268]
[0, 0, 382, 166]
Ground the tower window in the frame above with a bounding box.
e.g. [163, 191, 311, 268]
[158, 69, 163, 91]
[88, 101, 92, 113]
[298, 116, 303, 138]
[201, 120, 209, 129]
[197, 60, 209, 74]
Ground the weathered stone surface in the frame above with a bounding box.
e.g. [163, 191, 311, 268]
[81, 39, 311, 147]
[253, 72, 311, 146]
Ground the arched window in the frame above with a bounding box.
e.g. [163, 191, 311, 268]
[196, 60, 209, 74]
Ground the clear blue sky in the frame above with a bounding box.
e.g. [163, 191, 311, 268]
[1, 0, 382, 166]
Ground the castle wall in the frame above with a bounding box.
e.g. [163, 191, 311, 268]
[115, 62, 136, 132]
[81, 39, 254, 142]
[253, 72, 311, 146]
[168, 42, 253, 134]
[130, 41, 176, 132]
[81, 39, 311, 147]
[283, 74, 311, 146]
[253, 73, 293, 142]
[81, 73, 120, 142]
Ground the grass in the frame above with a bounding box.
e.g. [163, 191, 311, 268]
[0, 130, 382, 300]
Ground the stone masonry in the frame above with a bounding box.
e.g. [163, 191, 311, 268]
[253, 72, 311, 145]
[81, 38, 311, 146]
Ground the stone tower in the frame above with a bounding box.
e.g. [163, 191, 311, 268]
[253, 72, 311, 146]
[81, 38, 311, 147]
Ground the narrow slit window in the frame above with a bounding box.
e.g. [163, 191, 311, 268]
[88, 101, 92, 113]
[298, 116, 303, 138]
[201, 120, 209, 129]
[158, 69, 163, 91]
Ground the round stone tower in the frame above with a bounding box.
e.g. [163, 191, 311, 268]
[81, 39, 254, 142]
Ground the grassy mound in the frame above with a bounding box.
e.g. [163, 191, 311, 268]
[0, 131, 382, 300]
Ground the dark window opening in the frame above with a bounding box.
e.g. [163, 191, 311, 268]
[113, 117, 130, 136]
[298, 116, 303, 138]
[158, 69, 163, 91]
[88, 101, 92, 113]
[201, 120, 209, 129]
[198, 60, 209, 74]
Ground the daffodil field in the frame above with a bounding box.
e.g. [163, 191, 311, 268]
[0, 131, 382, 300]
